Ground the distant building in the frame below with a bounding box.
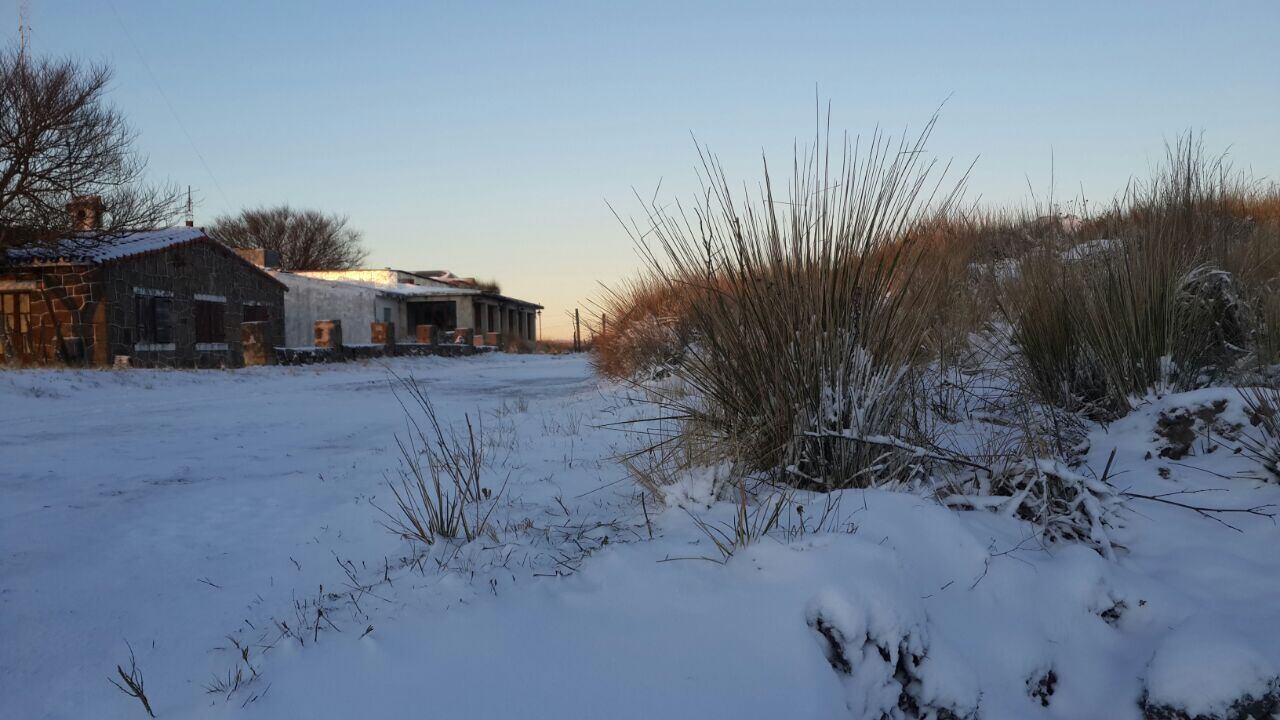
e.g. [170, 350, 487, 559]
[1, 218, 286, 367]
[259, 265, 542, 347]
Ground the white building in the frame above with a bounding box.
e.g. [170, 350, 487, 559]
[268, 268, 541, 347]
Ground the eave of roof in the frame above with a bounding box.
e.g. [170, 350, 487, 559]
[2, 228, 289, 291]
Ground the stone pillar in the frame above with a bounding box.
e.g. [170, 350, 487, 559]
[371, 321, 396, 348]
[450, 328, 474, 345]
[314, 319, 343, 349]
[415, 324, 435, 345]
[241, 321, 274, 366]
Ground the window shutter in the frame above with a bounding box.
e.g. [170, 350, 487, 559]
[154, 298, 173, 344]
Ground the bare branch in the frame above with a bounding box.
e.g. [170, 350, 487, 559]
[207, 205, 367, 271]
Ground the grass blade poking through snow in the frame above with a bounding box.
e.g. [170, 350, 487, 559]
[375, 372, 507, 546]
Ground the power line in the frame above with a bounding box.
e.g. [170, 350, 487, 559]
[106, 0, 234, 213]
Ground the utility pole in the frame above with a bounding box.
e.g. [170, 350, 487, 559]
[573, 309, 581, 352]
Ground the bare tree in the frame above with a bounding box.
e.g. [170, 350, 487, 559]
[0, 50, 181, 251]
[0, 49, 181, 363]
[208, 205, 367, 271]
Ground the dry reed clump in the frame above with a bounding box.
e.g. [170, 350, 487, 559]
[1238, 384, 1280, 481]
[613, 115, 966, 490]
[591, 276, 695, 379]
[1001, 135, 1280, 416]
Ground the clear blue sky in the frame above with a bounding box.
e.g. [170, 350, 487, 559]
[16, 1, 1280, 337]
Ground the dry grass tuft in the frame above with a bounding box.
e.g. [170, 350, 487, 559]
[375, 374, 507, 545]
[610, 113, 966, 489]
[109, 641, 156, 718]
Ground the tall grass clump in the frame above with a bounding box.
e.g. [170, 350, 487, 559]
[614, 115, 966, 489]
[1004, 134, 1277, 415]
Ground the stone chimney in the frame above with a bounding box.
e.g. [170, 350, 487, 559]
[67, 195, 105, 231]
[233, 248, 281, 269]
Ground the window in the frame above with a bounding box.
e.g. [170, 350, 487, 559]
[194, 300, 225, 344]
[383, 307, 392, 323]
[408, 301, 457, 331]
[0, 292, 32, 358]
[243, 304, 269, 323]
[135, 295, 173, 345]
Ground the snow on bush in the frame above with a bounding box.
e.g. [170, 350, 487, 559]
[804, 546, 979, 720]
[1141, 619, 1280, 720]
[940, 458, 1123, 558]
[791, 343, 921, 489]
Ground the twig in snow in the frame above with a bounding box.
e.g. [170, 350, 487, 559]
[641, 493, 654, 540]
[804, 430, 995, 474]
[1166, 460, 1257, 482]
[108, 640, 155, 718]
[1119, 491, 1276, 532]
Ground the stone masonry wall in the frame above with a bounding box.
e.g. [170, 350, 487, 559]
[98, 241, 285, 367]
[0, 266, 107, 365]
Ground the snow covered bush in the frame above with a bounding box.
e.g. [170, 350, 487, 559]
[806, 579, 978, 720]
[1140, 620, 1280, 720]
[939, 457, 1123, 558]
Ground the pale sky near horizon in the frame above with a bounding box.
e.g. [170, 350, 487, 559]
[14, 1, 1280, 337]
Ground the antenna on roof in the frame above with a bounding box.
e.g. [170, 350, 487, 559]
[184, 186, 194, 227]
[18, 0, 30, 59]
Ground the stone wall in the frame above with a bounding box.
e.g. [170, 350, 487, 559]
[0, 266, 107, 365]
[97, 241, 286, 367]
[275, 342, 487, 365]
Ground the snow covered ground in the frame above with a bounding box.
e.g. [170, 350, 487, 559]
[3, 356, 1279, 719]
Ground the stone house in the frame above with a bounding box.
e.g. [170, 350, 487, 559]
[1, 222, 286, 368]
[265, 266, 542, 347]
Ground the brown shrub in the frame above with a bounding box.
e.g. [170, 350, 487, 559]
[590, 276, 695, 379]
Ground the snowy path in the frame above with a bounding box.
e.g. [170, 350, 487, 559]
[4, 358, 1280, 719]
[1, 355, 621, 719]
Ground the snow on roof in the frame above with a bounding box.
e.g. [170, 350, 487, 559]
[378, 281, 478, 297]
[4, 227, 209, 265]
[285, 269, 542, 308]
[272, 271, 476, 297]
